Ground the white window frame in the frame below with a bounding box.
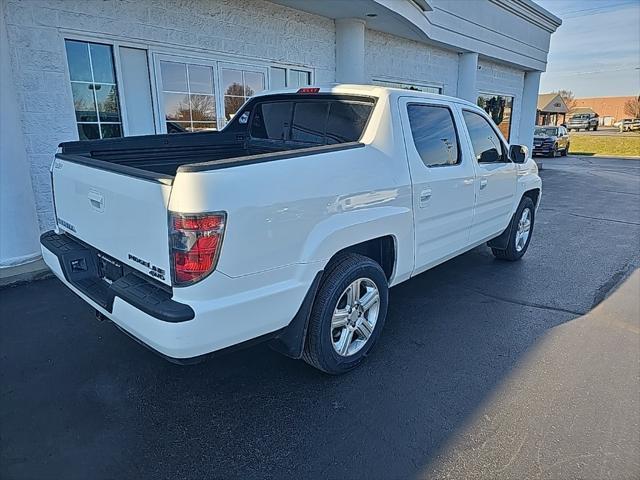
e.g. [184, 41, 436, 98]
[60, 31, 316, 136]
[61, 34, 133, 138]
[218, 61, 268, 126]
[152, 53, 221, 134]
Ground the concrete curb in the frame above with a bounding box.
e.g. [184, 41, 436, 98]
[0, 258, 53, 288]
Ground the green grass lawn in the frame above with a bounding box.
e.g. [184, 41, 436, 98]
[569, 134, 640, 157]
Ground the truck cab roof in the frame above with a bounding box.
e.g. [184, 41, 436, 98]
[251, 83, 479, 109]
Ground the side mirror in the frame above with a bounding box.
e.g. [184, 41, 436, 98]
[509, 144, 528, 163]
[479, 148, 500, 163]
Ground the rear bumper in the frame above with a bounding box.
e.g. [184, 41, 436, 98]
[41, 231, 315, 361]
[41, 231, 193, 322]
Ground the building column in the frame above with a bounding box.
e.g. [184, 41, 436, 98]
[335, 18, 366, 84]
[0, 6, 41, 271]
[456, 52, 478, 103]
[517, 70, 542, 153]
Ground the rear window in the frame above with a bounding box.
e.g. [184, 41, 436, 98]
[326, 102, 372, 144]
[250, 97, 373, 144]
[291, 102, 328, 143]
[251, 102, 292, 140]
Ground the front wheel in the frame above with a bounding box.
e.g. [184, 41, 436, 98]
[491, 197, 535, 261]
[303, 254, 389, 374]
[593, 124, 598, 131]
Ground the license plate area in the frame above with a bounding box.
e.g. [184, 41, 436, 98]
[97, 252, 123, 284]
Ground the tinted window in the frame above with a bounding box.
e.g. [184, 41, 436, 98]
[462, 110, 506, 163]
[291, 102, 328, 143]
[251, 102, 292, 140]
[326, 102, 372, 144]
[249, 98, 374, 145]
[407, 104, 459, 167]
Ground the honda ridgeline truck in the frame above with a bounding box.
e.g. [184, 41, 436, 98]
[42, 85, 541, 374]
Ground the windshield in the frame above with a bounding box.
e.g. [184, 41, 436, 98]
[535, 127, 558, 136]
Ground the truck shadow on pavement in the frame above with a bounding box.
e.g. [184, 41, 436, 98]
[2, 159, 639, 479]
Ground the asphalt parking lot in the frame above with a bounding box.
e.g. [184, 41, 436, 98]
[1, 156, 639, 480]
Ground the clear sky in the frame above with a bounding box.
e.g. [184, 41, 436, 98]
[536, 0, 640, 98]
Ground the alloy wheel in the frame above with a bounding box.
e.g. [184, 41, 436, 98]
[331, 278, 380, 357]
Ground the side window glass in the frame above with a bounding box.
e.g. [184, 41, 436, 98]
[462, 110, 506, 163]
[406, 104, 460, 167]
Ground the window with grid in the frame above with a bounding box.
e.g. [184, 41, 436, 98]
[65, 40, 123, 140]
[269, 67, 312, 90]
[159, 61, 217, 133]
[221, 68, 265, 122]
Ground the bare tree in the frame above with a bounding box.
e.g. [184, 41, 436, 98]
[623, 96, 640, 118]
[224, 82, 247, 120]
[555, 89, 576, 112]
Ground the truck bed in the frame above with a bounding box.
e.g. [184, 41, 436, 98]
[57, 92, 374, 179]
[59, 130, 270, 177]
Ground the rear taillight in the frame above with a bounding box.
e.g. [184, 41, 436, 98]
[169, 211, 226, 286]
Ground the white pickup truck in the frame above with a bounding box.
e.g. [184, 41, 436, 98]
[42, 85, 540, 374]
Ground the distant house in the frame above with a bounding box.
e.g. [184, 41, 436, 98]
[573, 96, 636, 126]
[536, 93, 569, 126]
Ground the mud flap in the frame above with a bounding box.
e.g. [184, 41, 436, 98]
[269, 271, 323, 359]
[487, 212, 516, 250]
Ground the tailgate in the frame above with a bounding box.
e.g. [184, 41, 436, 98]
[52, 157, 173, 286]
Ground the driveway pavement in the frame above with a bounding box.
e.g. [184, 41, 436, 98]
[1, 155, 639, 480]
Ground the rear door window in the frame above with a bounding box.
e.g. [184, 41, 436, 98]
[407, 104, 460, 167]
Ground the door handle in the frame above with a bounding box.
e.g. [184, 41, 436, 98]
[88, 189, 105, 212]
[463, 178, 474, 185]
[419, 188, 432, 207]
[480, 178, 488, 190]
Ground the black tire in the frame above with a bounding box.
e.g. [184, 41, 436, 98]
[593, 124, 598, 131]
[303, 253, 388, 374]
[491, 196, 535, 261]
[549, 144, 558, 157]
[562, 143, 569, 156]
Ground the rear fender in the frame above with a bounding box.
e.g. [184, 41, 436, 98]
[300, 205, 412, 280]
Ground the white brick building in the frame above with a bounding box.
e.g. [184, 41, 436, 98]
[0, 0, 560, 279]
